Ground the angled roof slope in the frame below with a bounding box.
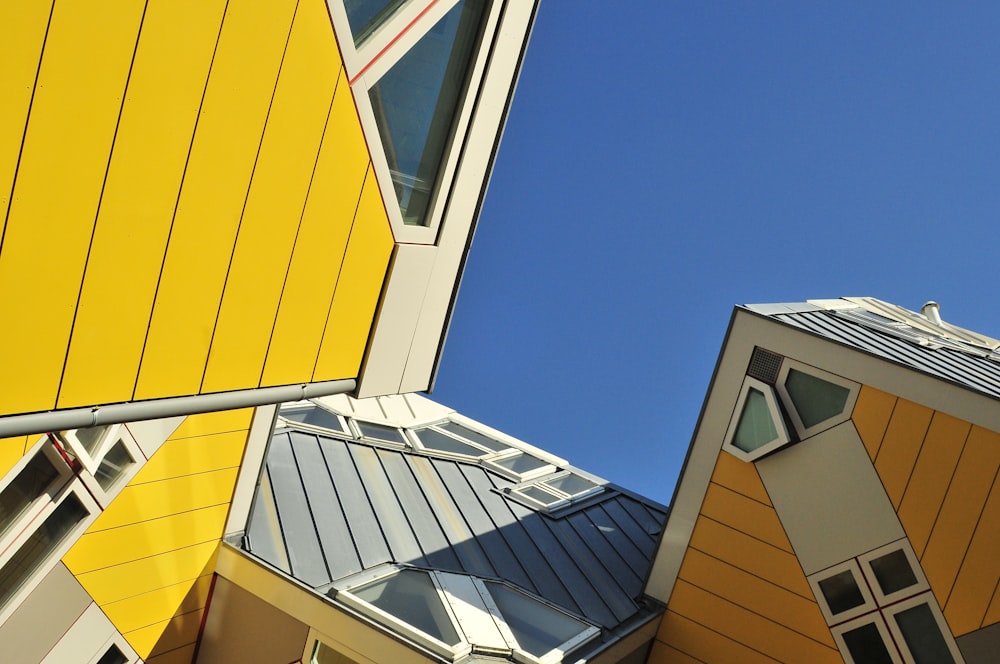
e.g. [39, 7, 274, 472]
[744, 297, 1000, 400]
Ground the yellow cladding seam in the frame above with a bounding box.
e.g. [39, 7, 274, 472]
[144, 643, 197, 664]
[261, 70, 370, 387]
[166, 407, 253, 440]
[135, 430, 248, 484]
[102, 573, 214, 635]
[201, 0, 343, 393]
[57, 0, 228, 408]
[0, 0, 145, 416]
[0, 0, 53, 230]
[74, 541, 220, 606]
[125, 607, 204, 659]
[134, 0, 299, 400]
[313, 168, 395, 381]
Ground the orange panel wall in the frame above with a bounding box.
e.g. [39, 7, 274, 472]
[651, 452, 842, 664]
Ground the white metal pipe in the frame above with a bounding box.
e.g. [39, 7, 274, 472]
[0, 379, 356, 438]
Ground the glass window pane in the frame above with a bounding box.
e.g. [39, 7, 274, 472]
[0, 494, 89, 608]
[95, 441, 135, 491]
[356, 422, 407, 445]
[353, 570, 461, 646]
[414, 428, 487, 457]
[493, 454, 549, 475]
[368, 0, 487, 226]
[518, 485, 561, 506]
[869, 549, 918, 596]
[485, 581, 589, 657]
[281, 406, 345, 433]
[842, 622, 896, 664]
[545, 474, 597, 497]
[439, 422, 509, 452]
[344, 0, 407, 45]
[818, 570, 866, 615]
[73, 427, 106, 456]
[0, 453, 60, 540]
[785, 368, 850, 429]
[733, 388, 779, 452]
[894, 603, 955, 664]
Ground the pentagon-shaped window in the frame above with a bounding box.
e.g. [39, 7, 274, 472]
[351, 569, 462, 648]
[776, 360, 859, 439]
[723, 377, 790, 461]
[279, 403, 347, 434]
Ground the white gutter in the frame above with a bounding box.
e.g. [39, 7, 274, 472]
[0, 379, 356, 438]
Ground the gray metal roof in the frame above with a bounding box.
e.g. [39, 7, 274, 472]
[744, 300, 1000, 400]
[243, 427, 667, 632]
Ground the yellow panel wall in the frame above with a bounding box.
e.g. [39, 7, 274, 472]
[651, 452, 842, 664]
[0, 0, 395, 418]
[62, 408, 253, 660]
[851, 388, 1000, 638]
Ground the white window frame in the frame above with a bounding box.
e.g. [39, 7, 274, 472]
[327, 0, 506, 244]
[0, 478, 99, 625]
[86, 633, 140, 664]
[0, 440, 75, 541]
[831, 614, 904, 664]
[883, 594, 966, 664]
[510, 472, 604, 512]
[278, 401, 351, 437]
[483, 451, 556, 482]
[409, 421, 499, 459]
[774, 359, 860, 439]
[857, 541, 928, 607]
[722, 376, 791, 462]
[66, 426, 144, 508]
[349, 418, 410, 449]
[807, 559, 877, 625]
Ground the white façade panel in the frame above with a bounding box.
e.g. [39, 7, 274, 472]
[398, 0, 540, 394]
[357, 244, 437, 398]
[755, 421, 905, 575]
[41, 602, 137, 663]
[403, 393, 455, 424]
[126, 415, 185, 459]
[0, 563, 91, 664]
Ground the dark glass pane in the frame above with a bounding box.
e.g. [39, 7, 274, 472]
[785, 368, 850, 429]
[281, 406, 345, 433]
[439, 422, 509, 452]
[818, 570, 866, 615]
[95, 441, 135, 491]
[312, 640, 361, 664]
[869, 549, 918, 595]
[895, 603, 955, 664]
[486, 581, 589, 656]
[733, 388, 779, 452]
[95, 645, 127, 664]
[546, 474, 597, 497]
[368, 0, 487, 226]
[414, 428, 486, 456]
[842, 622, 895, 664]
[0, 494, 88, 607]
[357, 422, 407, 445]
[493, 454, 549, 475]
[344, 0, 407, 44]
[0, 453, 60, 540]
[353, 570, 460, 646]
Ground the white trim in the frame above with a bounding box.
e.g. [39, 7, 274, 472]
[350, 418, 410, 449]
[86, 632, 140, 664]
[882, 594, 966, 664]
[775, 359, 860, 439]
[722, 376, 791, 462]
[483, 451, 556, 482]
[831, 614, 904, 664]
[857, 540, 928, 607]
[226, 404, 279, 537]
[807, 559, 877, 625]
[72, 427, 144, 508]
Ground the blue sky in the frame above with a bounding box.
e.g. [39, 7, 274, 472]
[432, 3, 1000, 504]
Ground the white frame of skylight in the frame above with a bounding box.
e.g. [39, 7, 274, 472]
[830, 613, 904, 664]
[856, 540, 928, 607]
[774, 359, 860, 440]
[510, 472, 604, 511]
[807, 559, 878, 625]
[349, 418, 410, 449]
[408, 421, 496, 459]
[722, 376, 791, 462]
[277, 401, 351, 437]
[342, 0, 505, 243]
[333, 566, 473, 660]
[483, 451, 556, 482]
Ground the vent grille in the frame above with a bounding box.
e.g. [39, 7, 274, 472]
[747, 347, 783, 384]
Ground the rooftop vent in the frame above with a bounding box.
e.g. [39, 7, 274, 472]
[922, 301, 943, 326]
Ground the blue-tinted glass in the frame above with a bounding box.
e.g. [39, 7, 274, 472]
[439, 422, 509, 452]
[895, 603, 955, 664]
[344, 0, 407, 45]
[493, 454, 549, 475]
[415, 428, 486, 456]
[368, 0, 487, 225]
[485, 581, 589, 657]
[281, 406, 345, 433]
[353, 570, 461, 646]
